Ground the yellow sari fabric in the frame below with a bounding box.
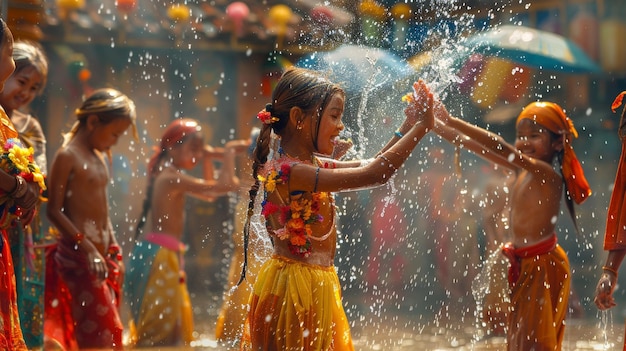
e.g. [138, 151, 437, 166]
[241, 255, 354, 351]
[128, 247, 193, 347]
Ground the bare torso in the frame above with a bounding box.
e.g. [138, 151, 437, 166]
[62, 147, 111, 254]
[509, 168, 562, 248]
[146, 167, 187, 239]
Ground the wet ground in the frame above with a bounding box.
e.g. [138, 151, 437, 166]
[129, 298, 625, 351]
[132, 320, 622, 351]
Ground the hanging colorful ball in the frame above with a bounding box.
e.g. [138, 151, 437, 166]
[56, 0, 85, 11]
[116, 0, 137, 14]
[268, 4, 293, 36]
[226, 2, 249, 36]
[167, 4, 190, 22]
[226, 2, 249, 22]
[359, 0, 385, 20]
[391, 3, 411, 20]
[78, 68, 91, 82]
[311, 5, 333, 24]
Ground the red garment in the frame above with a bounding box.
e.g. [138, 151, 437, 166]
[502, 234, 557, 288]
[604, 142, 626, 250]
[0, 230, 28, 350]
[44, 240, 123, 350]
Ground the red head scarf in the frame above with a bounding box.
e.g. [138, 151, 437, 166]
[516, 102, 591, 204]
[612, 91, 626, 138]
[147, 118, 202, 176]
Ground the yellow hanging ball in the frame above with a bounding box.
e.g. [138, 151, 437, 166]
[359, 0, 385, 20]
[56, 0, 85, 10]
[268, 4, 292, 26]
[391, 3, 411, 20]
[167, 4, 190, 22]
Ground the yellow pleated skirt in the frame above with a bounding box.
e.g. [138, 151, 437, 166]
[241, 255, 354, 351]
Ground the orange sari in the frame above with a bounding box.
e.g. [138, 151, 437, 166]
[0, 108, 27, 350]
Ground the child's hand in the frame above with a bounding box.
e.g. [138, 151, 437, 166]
[84, 245, 109, 282]
[404, 80, 433, 129]
[14, 182, 40, 211]
[225, 139, 251, 154]
[433, 98, 451, 124]
[594, 273, 617, 310]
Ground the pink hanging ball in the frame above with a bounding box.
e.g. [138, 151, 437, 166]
[226, 2, 250, 21]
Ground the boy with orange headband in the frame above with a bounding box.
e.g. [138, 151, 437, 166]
[433, 99, 591, 350]
[594, 91, 626, 349]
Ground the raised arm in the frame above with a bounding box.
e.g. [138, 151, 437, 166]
[288, 80, 435, 193]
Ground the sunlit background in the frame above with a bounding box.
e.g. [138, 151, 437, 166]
[6, 0, 626, 349]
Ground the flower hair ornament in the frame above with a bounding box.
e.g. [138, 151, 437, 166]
[257, 103, 279, 125]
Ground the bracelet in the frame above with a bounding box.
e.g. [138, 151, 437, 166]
[603, 266, 619, 276]
[394, 129, 404, 138]
[73, 233, 84, 248]
[313, 167, 320, 193]
[377, 154, 396, 170]
[108, 244, 123, 261]
[378, 154, 392, 164]
[10, 176, 28, 198]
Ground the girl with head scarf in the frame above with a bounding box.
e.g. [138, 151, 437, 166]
[433, 99, 590, 351]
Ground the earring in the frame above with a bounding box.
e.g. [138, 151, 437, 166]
[296, 120, 303, 130]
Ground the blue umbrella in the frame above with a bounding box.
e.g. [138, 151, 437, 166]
[463, 25, 601, 74]
[296, 44, 414, 94]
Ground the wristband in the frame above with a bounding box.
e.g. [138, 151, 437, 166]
[10, 176, 28, 198]
[603, 266, 619, 277]
[108, 244, 123, 261]
[394, 129, 404, 138]
[72, 233, 84, 249]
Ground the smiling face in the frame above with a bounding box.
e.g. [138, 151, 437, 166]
[514, 118, 561, 163]
[315, 92, 345, 156]
[0, 65, 43, 112]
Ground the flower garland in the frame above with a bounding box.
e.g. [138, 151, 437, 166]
[258, 158, 326, 257]
[0, 138, 46, 227]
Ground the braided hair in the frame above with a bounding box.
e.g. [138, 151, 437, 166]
[238, 67, 344, 284]
[134, 118, 203, 239]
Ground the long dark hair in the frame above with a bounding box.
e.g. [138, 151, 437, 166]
[237, 67, 344, 284]
[134, 118, 202, 239]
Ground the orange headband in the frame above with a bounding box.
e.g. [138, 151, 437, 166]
[516, 102, 591, 204]
[612, 91, 626, 113]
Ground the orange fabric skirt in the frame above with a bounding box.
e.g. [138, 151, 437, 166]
[241, 255, 353, 351]
[507, 244, 570, 351]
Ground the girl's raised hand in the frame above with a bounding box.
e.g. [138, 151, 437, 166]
[404, 80, 434, 130]
[433, 98, 451, 124]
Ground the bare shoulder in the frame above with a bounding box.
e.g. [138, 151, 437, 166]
[51, 146, 78, 168]
[153, 168, 190, 192]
